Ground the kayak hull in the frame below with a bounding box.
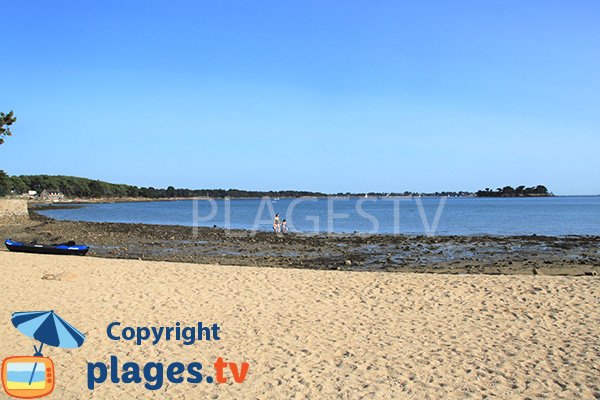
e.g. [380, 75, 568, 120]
[5, 239, 89, 256]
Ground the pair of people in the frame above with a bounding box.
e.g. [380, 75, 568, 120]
[273, 214, 288, 233]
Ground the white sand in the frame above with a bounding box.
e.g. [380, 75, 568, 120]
[0, 250, 598, 399]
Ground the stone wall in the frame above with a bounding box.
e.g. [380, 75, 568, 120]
[0, 198, 29, 224]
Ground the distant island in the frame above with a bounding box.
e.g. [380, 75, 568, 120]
[0, 172, 552, 199]
[475, 185, 552, 197]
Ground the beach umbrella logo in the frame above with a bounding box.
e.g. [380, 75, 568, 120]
[2, 310, 85, 399]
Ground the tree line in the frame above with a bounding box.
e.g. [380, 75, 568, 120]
[475, 185, 551, 197]
[0, 173, 326, 198]
[0, 172, 553, 199]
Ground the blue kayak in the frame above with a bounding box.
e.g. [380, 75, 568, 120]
[5, 239, 89, 256]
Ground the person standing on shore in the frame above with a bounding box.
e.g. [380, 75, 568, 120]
[281, 219, 288, 233]
[273, 213, 281, 233]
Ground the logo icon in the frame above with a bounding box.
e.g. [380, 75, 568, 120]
[2, 311, 85, 399]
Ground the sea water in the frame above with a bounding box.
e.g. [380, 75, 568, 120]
[37, 196, 600, 236]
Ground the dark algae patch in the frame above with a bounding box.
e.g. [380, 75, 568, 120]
[1, 212, 598, 275]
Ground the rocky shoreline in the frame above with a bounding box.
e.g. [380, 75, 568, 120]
[0, 210, 598, 275]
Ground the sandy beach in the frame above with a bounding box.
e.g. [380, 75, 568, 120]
[0, 250, 598, 399]
[3, 1, 599, 399]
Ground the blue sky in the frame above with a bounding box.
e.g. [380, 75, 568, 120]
[1, 1, 599, 194]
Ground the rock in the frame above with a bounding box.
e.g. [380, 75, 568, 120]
[584, 271, 597, 276]
[532, 268, 539, 275]
[344, 259, 352, 266]
[41, 273, 58, 281]
[41, 272, 77, 282]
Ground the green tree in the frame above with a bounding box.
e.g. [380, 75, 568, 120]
[533, 185, 548, 195]
[0, 111, 17, 145]
[502, 186, 515, 196]
[89, 180, 107, 197]
[0, 170, 11, 195]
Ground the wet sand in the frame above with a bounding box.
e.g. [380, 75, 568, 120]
[0, 251, 598, 399]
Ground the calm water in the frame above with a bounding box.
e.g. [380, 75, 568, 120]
[37, 196, 600, 236]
